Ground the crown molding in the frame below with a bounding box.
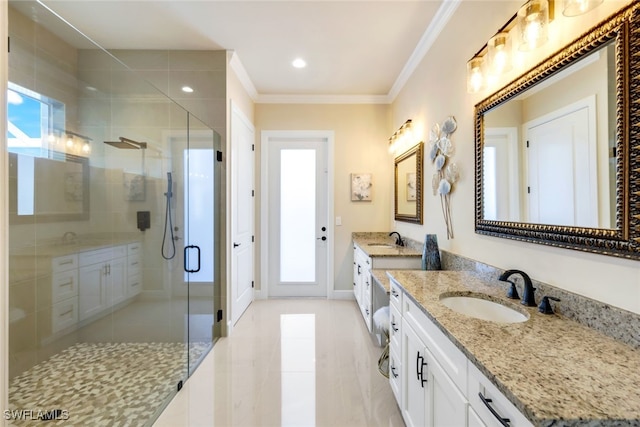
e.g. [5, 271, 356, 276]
[229, 51, 259, 101]
[387, 0, 461, 102]
[256, 94, 391, 104]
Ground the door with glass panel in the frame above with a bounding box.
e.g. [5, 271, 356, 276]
[267, 135, 328, 297]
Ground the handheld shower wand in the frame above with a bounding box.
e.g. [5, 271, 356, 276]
[161, 172, 176, 260]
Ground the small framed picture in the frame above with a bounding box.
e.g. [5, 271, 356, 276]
[351, 173, 372, 201]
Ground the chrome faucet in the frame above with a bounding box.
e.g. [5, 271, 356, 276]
[389, 231, 404, 247]
[498, 269, 537, 307]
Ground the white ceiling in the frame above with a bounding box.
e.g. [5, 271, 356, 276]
[33, 0, 459, 103]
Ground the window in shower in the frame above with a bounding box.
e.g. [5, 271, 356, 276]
[7, 82, 65, 158]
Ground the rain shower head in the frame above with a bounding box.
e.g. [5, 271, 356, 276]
[104, 137, 147, 150]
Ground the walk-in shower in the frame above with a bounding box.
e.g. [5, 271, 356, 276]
[5, 2, 222, 425]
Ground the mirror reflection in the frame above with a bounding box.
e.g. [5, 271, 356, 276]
[395, 142, 423, 224]
[482, 40, 616, 229]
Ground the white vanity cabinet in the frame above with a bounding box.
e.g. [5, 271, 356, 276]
[51, 254, 80, 333]
[390, 277, 533, 427]
[353, 245, 373, 332]
[78, 245, 128, 321]
[126, 242, 142, 297]
[401, 296, 467, 427]
[352, 243, 421, 333]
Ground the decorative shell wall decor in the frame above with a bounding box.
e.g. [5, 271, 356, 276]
[429, 116, 459, 239]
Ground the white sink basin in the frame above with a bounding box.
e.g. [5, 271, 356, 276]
[367, 243, 396, 248]
[439, 294, 529, 324]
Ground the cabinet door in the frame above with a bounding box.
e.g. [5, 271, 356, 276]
[78, 263, 106, 321]
[469, 406, 488, 427]
[428, 348, 467, 427]
[402, 321, 428, 427]
[108, 257, 127, 306]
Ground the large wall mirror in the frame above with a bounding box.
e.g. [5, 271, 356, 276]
[395, 142, 423, 224]
[475, 3, 640, 259]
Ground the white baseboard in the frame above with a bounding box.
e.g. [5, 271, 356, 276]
[331, 290, 355, 300]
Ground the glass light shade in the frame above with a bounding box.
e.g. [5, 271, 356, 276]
[487, 32, 513, 74]
[467, 56, 485, 93]
[517, 0, 549, 51]
[563, 0, 604, 16]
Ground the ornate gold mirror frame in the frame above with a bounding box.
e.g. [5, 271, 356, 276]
[474, 3, 640, 260]
[395, 142, 423, 224]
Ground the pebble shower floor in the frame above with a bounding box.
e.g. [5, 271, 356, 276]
[8, 342, 208, 426]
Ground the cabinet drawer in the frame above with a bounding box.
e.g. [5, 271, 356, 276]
[79, 245, 127, 266]
[389, 303, 402, 354]
[127, 255, 142, 275]
[52, 254, 78, 272]
[389, 279, 403, 310]
[52, 270, 78, 303]
[52, 296, 78, 333]
[389, 346, 402, 405]
[127, 242, 141, 256]
[127, 273, 142, 296]
[468, 362, 533, 427]
[403, 296, 467, 393]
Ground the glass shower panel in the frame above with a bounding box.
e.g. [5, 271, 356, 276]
[185, 114, 218, 375]
[6, 2, 218, 425]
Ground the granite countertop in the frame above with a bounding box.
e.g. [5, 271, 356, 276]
[352, 232, 421, 258]
[371, 269, 391, 294]
[386, 270, 640, 426]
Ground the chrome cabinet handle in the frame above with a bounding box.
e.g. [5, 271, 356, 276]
[479, 392, 511, 427]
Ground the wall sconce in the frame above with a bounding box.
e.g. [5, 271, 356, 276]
[562, 0, 603, 16]
[388, 119, 413, 154]
[59, 130, 92, 157]
[467, 0, 560, 94]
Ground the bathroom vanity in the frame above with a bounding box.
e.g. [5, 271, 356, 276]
[387, 269, 640, 426]
[11, 235, 142, 344]
[352, 233, 421, 337]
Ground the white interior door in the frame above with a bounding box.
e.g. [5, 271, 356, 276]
[483, 127, 520, 222]
[231, 104, 255, 325]
[525, 97, 597, 227]
[264, 132, 329, 298]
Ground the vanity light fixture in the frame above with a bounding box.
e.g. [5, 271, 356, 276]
[467, 56, 486, 93]
[487, 32, 512, 74]
[562, 0, 603, 16]
[517, 0, 550, 51]
[388, 119, 413, 154]
[466, 0, 555, 93]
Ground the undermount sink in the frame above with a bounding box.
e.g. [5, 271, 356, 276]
[439, 294, 529, 324]
[367, 243, 396, 248]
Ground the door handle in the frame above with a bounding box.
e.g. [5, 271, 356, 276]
[233, 242, 241, 248]
[316, 236, 327, 241]
[184, 245, 201, 273]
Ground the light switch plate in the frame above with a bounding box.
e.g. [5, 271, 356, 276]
[335, 216, 342, 226]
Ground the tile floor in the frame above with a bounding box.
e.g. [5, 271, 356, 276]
[153, 299, 405, 426]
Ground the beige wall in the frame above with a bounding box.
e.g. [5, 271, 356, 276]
[255, 103, 392, 293]
[392, 0, 639, 313]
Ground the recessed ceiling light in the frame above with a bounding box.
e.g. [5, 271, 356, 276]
[292, 58, 307, 69]
[181, 86, 194, 93]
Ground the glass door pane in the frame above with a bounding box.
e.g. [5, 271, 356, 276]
[280, 149, 316, 283]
